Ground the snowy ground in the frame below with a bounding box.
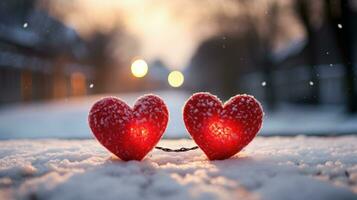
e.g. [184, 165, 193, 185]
[0, 91, 187, 139]
[0, 137, 356, 200]
[1, 90, 357, 139]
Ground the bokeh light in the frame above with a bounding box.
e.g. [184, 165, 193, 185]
[168, 71, 184, 88]
[131, 59, 148, 78]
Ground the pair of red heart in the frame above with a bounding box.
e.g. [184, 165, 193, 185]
[88, 93, 263, 161]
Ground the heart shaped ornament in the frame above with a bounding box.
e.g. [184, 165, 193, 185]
[183, 93, 263, 160]
[88, 95, 168, 161]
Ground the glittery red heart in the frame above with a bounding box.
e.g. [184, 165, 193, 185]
[183, 93, 263, 160]
[88, 95, 168, 161]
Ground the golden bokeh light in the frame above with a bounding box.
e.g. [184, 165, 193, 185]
[131, 59, 148, 78]
[168, 70, 184, 88]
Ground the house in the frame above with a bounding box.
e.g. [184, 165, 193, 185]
[0, 0, 93, 105]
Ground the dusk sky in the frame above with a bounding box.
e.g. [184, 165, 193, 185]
[42, 0, 303, 70]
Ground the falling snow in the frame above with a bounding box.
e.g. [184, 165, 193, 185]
[89, 83, 94, 88]
[261, 81, 267, 87]
[23, 22, 28, 28]
[338, 24, 343, 29]
[309, 81, 314, 86]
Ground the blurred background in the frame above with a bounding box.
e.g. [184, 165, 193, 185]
[1, 0, 357, 139]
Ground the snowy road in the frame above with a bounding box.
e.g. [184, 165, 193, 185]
[1, 137, 356, 200]
[2, 90, 357, 139]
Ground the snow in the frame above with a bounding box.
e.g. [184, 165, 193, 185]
[0, 91, 187, 139]
[262, 104, 357, 135]
[0, 137, 356, 200]
[1, 90, 357, 139]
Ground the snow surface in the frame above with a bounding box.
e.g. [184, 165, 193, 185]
[0, 137, 356, 200]
[1, 90, 357, 139]
[0, 91, 186, 139]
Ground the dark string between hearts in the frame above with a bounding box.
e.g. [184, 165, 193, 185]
[155, 146, 199, 152]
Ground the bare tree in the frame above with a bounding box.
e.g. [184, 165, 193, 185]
[295, 0, 321, 104]
[325, 0, 357, 113]
[260, 2, 280, 110]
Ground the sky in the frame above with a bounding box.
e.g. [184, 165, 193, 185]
[40, 0, 304, 70]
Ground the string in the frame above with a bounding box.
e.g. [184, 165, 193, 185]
[155, 146, 199, 152]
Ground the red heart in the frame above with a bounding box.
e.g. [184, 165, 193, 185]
[183, 93, 263, 160]
[88, 95, 168, 161]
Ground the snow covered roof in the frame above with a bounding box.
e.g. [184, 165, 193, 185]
[0, 9, 88, 60]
